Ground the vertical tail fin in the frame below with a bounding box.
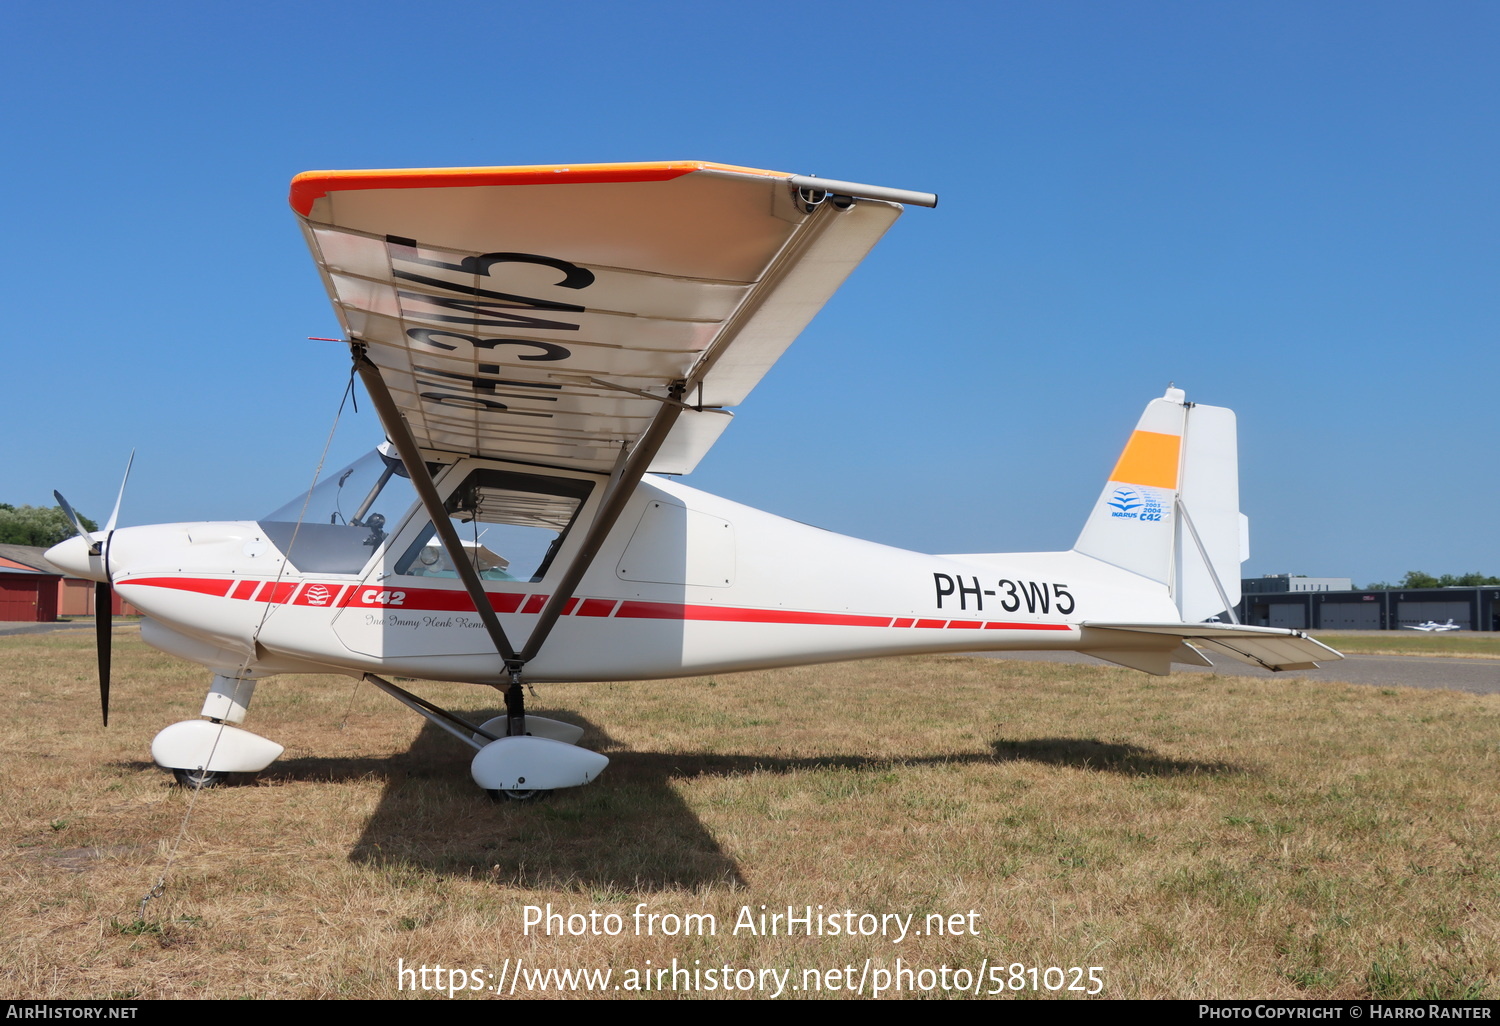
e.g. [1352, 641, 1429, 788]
[1073, 387, 1246, 622]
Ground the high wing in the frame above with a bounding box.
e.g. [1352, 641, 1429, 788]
[291, 161, 917, 474]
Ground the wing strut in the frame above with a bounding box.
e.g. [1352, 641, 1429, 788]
[352, 345, 521, 671]
[354, 342, 686, 679]
[517, 385, 685, 662]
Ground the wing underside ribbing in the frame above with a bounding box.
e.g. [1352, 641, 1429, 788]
[292, 162, 904, 474]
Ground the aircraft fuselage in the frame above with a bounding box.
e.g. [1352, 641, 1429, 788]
[52, 460, 1178, 686]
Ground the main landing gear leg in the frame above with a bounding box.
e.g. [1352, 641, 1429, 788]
[471, 669, 607, 801]
[360, 673, 607, 801]
[490, 671, 544, 802]
[506, 669, 527, 739]
[150, 673, 285, 788]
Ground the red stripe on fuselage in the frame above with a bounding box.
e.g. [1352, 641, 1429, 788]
[120, 577, 233, 598]
[261, 582, 296, 604]
[123, 576, 1073, 632]
[984, 620, 1070, 631]
[615, 602, 894, 628]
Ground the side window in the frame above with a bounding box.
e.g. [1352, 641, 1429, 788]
[395, 468, 593, 584]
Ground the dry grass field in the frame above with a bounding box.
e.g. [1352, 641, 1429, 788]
[3, 628, 1497, 1000]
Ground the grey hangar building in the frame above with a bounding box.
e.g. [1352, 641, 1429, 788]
[1235, 576, 1500, 632]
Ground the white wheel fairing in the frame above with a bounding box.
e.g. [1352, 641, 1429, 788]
[151, 720, 284, 773]
[470, 736, 608, 792]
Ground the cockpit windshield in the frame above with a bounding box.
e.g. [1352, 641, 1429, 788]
[259, 445, 419, 574]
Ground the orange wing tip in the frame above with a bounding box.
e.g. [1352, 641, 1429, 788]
[288, 160, 792, 216]
[1108, 430, 1182, 490]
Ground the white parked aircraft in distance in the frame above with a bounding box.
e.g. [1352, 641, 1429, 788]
[46, 161, 1342, 799]
[1404, 619, 1463, 632]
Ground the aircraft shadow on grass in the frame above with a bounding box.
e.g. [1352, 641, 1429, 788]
[273, 713, 1239, 888]
[114, 718, 1242, 889]
[990, 737, 1242, 777]
[264, 707, 749, 890]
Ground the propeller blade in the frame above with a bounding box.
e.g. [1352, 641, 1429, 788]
[53, 490, 91, 542]
[59, 451, 134, 727]
[104, 451, 135, 534]
[96, 581, 112, 726]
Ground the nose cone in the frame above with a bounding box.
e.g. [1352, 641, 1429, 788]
[46, 535, 107, 582]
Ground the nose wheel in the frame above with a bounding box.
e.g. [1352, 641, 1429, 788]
[153, 718, 284, 787]
[488, 788, 547, 803]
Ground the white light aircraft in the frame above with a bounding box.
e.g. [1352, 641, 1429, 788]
[1404, 619, 1462, 632]
[47, 161, 1341, 799]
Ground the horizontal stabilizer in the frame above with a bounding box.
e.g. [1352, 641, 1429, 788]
[1080, 622, 1342, 674]
[1084, 647, 1176, 675]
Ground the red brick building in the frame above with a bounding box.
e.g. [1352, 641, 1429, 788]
[0, 545, 139, 621]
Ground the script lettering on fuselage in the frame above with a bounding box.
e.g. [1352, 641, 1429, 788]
[932, 573, 1075, 616]
[386, 235, 592, 416]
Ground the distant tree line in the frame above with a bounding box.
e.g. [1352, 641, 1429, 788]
[1363, 571, 1500, 590]
[0, 504, 95, 548]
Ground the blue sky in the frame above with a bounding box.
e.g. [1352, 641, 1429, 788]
[4, 1, 1495, 586]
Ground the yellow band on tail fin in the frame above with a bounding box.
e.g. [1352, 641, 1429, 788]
[1109, 430, 1181, 490]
